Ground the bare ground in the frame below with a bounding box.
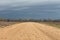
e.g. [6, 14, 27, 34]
[0, 21, 18, 27]
[0, 22, 60, 40]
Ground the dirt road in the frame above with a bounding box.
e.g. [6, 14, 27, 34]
[0, 22, 60, 40]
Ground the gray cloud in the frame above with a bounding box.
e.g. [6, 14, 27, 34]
[0, 0, 47, 5]
[0, 0, 60, 11]
[0, 0, 60, 6]
[0, 0, 60, 19]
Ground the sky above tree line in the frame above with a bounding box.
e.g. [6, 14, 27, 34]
[0, 0, 60, 19]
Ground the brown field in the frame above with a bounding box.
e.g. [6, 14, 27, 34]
[0, 22, 60, 40]
[0, 21, 19, 28]
[40, 22, 60, 28]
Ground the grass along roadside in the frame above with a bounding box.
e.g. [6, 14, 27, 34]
[0, 21, 20, 28]
[39, 22, 60, 28]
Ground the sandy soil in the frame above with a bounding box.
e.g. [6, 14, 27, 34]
[0, 22, 60, 40]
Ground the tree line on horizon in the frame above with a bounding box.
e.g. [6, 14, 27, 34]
[0, 18, 60, 22]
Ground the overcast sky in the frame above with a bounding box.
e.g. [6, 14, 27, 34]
[0, 0, 60, 11]
[0, 0, 60, 6]
[0, 0, 60, 19]
[0, 0, 60, 5]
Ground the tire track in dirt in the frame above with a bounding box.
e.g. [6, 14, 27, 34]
[0, 23, 31, 40]
[0, 22, 60, 40]
[32, 23, 57, 40]
[4, 23, 52, 40]
[28, 23, 53, 40]
[33, 22, 60, 40]
[21, 23, 52, 40]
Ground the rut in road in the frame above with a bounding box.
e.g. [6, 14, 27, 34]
[0, 22, 60, 40]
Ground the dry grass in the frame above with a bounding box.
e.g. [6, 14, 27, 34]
[0, 21, 19, 28]
[40, 22, 60, 28]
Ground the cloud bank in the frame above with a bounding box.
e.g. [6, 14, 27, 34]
[0, 0, 60, 19]
[0, 0, 60, 10]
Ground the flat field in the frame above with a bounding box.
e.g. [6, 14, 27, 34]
[40, 22, 60, 28]
[0, 21, 19, 28]
[0, 22, 60, 40]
